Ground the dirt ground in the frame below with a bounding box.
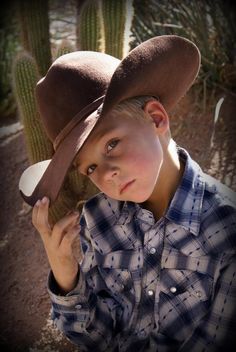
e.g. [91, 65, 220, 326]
[0, 88, 235, 352]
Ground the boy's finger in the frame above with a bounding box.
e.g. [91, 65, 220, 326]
[34, 197, 51, 238]
[60, 224, 81, 254]
[51, 211, 80, 247]
[32, 201, 39, 225]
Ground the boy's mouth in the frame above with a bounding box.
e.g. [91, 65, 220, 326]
[119, 180, 135, 194]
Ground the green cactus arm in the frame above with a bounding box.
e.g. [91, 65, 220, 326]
[12, 52, 53, 164]
[17, 0, 51, 76]
[54, 40, 75, 60]
[77, 0, 102, 51]
[102, 0, 126, 59]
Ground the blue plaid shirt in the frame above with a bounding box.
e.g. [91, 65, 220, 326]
[48, 148, 236, 351]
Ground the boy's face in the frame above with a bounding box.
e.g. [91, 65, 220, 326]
[74, 109, 164, 203]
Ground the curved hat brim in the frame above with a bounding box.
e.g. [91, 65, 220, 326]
[19, 107, 101, 206]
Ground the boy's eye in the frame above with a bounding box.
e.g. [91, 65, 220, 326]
[86, 164, 97, 176]
[107, 139, 119, 153]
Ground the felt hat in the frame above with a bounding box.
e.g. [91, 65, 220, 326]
[19, 35, 201, 206]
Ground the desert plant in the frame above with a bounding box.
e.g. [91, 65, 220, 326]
[54, 39, 75, 59]
[17, 0, 52, 76]
[76, 0, 102, 51]
[130, 0, 236, 91]
[102, 0, 126, 58]
[76, 0, 128, 58]
[0, 2, 19, 119]
[12, 53, 53, 163]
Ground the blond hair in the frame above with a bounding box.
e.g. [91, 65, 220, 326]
[109, 95, 158, 120]
[108, 95, 172, 139]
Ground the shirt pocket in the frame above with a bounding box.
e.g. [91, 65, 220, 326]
[84, 249, 138, 297]
[160, 268, 213, 301]
[158, 252, 214, 341]
[99, 267, 133, 295]
[160, 248, 215, 301]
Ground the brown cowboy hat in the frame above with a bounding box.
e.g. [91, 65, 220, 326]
[19, 35, 200, 207]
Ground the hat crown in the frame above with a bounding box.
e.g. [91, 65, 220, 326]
[36, 36, 200, 143]
[36, 51, 120, 141]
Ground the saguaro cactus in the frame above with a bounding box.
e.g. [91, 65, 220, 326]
[12, 52, 53, 164]
[76, 0, 102, 51]
[55, 40, 75, 59]
[17, 0, 51, 76]
[102, 0, 126, 59]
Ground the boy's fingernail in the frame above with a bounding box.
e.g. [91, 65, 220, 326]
[35, 200, 41, 206]
[42, 197, 48, 204]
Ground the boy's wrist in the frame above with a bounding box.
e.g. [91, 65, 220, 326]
[52, 267, 80, 296]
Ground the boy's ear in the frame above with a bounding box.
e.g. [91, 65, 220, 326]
[143, 100, 169, 133]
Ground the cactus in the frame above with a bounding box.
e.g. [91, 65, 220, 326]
[0, 1, 18, 118]
[54, 40, 75, 60]
[12, 52, 53, 164]
[49, 182, 79, 225]
[102, 0, 126, 59]
[76, 0, 102, 51]
[13, 2, 100, 224]
[17, 0, 51, 76]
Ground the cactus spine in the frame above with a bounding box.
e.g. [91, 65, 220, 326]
[77, 0, 102, 51]
[102, 0, 126, 59]
[12, 53, 53, 164]
[18, 0, 51, 76]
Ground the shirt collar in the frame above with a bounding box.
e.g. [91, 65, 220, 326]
[165, 147, 205, 236]
[83, 147, 205, 237]
[120, 147, 206, 236]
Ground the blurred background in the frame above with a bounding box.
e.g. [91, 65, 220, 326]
[0, 0, 236, 351]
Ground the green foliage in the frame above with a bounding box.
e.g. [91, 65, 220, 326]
[131, 0, 236, 91]
[77, 0, 101, 51]
[17, 0, 52, 76]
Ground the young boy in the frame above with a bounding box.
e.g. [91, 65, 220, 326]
[19, 36, 236, 351]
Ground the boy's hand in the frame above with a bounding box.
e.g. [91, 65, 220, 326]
[32, 197, 82, 294]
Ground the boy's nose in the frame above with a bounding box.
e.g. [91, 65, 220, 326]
[102, 163, 119, 182]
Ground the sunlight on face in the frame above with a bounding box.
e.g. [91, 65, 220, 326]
[74, 108, 164, 203]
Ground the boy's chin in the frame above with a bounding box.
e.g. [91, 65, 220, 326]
[111, 193, 152, 204]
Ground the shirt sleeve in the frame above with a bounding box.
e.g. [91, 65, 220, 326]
[47, 221, 122, 352]
[179, 254, 236, 351]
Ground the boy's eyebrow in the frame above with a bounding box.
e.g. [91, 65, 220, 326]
[73, 123, 117, 169]
[86, 123, 116, 146]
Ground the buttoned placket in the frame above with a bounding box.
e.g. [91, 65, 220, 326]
[134, 210, 166, 336]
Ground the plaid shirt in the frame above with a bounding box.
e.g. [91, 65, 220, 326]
[48, 148, 236, 352]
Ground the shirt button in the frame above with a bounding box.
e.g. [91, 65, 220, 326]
[121, 284, 125, 290]
[75, 304, 82, 309]
[196, 290, 202, 298]
[150, 247, 156, 254]
[147, 289, 154, 296]
[170, 286, 177, 293]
